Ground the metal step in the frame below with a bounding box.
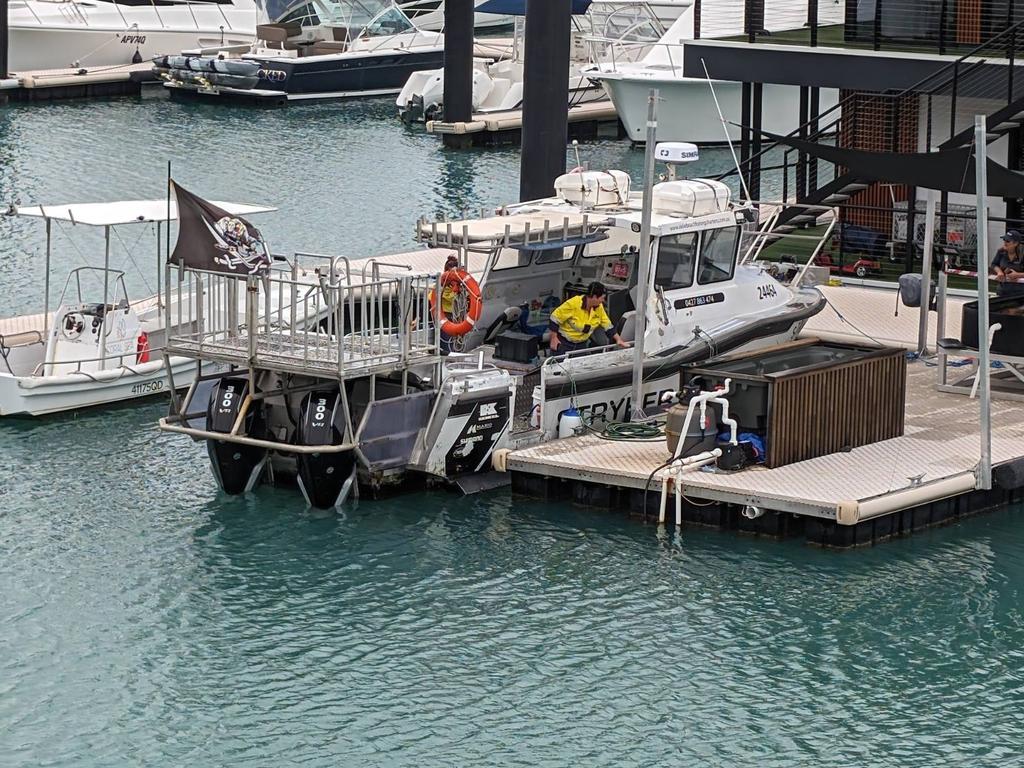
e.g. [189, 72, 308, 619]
[838, 182, 869, 195]
[455, 470, 511, 495]
[787, 214, 817, 224]
[821, 193, 852, 204]
[772, 224, 797, 234]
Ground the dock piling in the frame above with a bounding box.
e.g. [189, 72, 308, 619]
[519, 0, 571, 201]
[442, 0, 474, 149]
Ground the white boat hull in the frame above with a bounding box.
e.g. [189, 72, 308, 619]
[0, 356, 196, 417]
[596, 71, 839, 144]
[7, 3, 256, 71]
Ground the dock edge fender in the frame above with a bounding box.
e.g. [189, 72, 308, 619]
[835, 472, 978, 526]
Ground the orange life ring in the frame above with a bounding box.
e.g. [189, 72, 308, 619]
[136, 331, 151, 364]
[429, 268, 483, 337]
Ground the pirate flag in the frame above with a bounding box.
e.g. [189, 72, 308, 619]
[169, 180, 271, 277]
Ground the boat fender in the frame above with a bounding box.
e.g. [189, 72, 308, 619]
[491, 447, 511, 473]
[136, 331, 150, 364]
[429, 268, 483, 337]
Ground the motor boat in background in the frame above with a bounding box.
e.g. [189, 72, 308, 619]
[397, 0, 672, 123]
[5, 0, 259, 72]
[589, 1, 844, 143]
[158, 0, 444, 101]
[397, 0, 512, 30]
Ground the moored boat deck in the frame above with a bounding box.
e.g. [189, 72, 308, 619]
[0, 63, 157, 102]
[506, 284, 1024, 546]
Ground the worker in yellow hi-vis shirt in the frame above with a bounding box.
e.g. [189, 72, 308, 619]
[548, 281, 629, 353]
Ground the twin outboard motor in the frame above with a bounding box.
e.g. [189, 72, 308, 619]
[207, 377, 267, 495]
[295, 390, 356, 510]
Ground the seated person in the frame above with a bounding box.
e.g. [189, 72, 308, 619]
[548, 281, 629, 354]
[992, 230, 1024, 297]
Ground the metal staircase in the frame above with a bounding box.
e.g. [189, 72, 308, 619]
[722, 20, 1024, 237]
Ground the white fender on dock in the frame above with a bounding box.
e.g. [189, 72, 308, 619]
[835, 472, 978, 526]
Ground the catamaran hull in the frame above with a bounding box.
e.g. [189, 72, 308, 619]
[0, 356, 196, 417]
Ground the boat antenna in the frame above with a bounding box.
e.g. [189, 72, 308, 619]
[571, 139, 582, 171]
[700, 57, 751, 203]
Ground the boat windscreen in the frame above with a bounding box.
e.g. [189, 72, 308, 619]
[315, 0, 414, 34]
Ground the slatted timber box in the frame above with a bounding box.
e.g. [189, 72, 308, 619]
[680, 339, 906, 468]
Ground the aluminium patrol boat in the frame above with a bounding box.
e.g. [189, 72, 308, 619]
[157, 162, 830, 508]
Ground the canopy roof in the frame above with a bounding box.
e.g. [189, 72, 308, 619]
[476, 0, 591, 16]
[418, 211, 600, 245]
[12, 199, 276, 227]
[765, 133, 1024, 197]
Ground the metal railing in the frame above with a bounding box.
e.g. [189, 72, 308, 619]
[165, 265, 441, 380]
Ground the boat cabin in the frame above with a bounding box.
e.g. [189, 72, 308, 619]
[415, 171, 761, 365]
[258, 0, 437, 55]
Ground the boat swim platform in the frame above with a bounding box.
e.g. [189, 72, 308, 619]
[0, 63, 157, 102]
[505, 284, 1024, 547]
[426, 100, 623, 146]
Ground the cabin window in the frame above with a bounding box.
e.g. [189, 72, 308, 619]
[698, 225, 738, 285]
[653, 232, 697, 290]
[535, 246, 577, 265]
[362, 7, 414, 37]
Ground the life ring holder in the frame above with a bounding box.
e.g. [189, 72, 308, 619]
[429, 268, 483, 337]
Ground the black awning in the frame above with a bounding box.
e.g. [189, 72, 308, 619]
[766, 133, 1024, 197]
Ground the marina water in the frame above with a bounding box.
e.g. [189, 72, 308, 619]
[2, 94, 1023, 766]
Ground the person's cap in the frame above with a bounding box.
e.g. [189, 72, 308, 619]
[1001, 230, 1021, 242]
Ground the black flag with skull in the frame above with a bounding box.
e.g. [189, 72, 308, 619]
[169, 180, 271, 277]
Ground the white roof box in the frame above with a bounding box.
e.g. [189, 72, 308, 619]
[651, 178, 731, 217]
[554, 169, 631, 206]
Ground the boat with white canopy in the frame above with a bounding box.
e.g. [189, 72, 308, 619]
[0, 198, 275, 417]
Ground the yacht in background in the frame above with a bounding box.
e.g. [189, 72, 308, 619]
[589, 0, 844, 143]
[158, 0, 444, 101]
[6, 0, 259, 72]
[397, 0, 672, 123]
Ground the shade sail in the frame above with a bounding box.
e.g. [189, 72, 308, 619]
[764, 133, 1024, 197]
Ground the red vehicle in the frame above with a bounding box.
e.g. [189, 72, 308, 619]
[813, 250, 882, 278]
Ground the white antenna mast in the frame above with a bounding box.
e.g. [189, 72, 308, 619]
[700, 57, 752, 203]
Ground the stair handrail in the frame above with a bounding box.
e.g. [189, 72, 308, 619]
[715, 17, 1024, 186]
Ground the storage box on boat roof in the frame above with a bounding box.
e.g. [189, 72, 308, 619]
[651, 178, 731, 217]
[553, 170, 631, 206]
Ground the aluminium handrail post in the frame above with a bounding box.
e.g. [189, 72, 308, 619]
[974, 114, 992, 491]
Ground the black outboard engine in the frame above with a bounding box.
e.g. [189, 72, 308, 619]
[295, 390, 356, 509]
[206, 377, 267, 495]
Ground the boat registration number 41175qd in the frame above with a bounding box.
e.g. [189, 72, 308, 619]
[131, 380, 164, 395]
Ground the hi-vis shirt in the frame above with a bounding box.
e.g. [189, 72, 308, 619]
[550, 295, 613, 343]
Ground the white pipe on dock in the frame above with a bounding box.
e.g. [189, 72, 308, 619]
[834, 472, 978, 526]
[658, 450, 721, 524]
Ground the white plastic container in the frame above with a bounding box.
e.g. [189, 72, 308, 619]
[651, 178, 731, 217]
[558, 407, 583, 439]
[554, 169, 630, 206]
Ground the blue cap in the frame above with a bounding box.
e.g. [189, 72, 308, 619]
[1001, 230, 1021, 242]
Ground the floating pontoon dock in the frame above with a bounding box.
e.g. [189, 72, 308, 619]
[505, 284, 1024, 547]
[0, 63, 156, 102]
[426, 100, 622, 146]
